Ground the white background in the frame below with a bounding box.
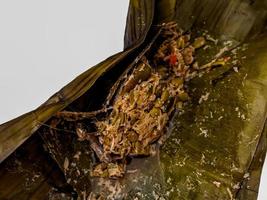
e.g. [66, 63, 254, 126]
[0, 1, 266, 199]
[0, 0, 129, 123]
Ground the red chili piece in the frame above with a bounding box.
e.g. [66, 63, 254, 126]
[169, 53, 177, 66]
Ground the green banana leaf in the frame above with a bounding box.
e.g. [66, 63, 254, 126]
[0, 0, 267, 199]
[123, 0, 267, 199]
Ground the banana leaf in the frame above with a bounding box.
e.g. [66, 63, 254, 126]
[0, 0, 267, 199]
[123, 0, 267, 199]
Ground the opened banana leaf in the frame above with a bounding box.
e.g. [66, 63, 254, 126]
[0, 0, 267, 199]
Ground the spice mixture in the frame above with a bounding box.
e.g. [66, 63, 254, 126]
[74, 23, 226, 178]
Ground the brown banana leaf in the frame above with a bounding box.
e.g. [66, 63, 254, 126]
[0, 134, 75, 200]
[0, 0, 267, 199]
[0, 50, 142, 163]
[0, 2, 157, 198]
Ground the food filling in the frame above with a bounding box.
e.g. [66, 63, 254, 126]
[75, 23, 226, 178]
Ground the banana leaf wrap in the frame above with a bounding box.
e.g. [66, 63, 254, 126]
[0, 0, 267, 199]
